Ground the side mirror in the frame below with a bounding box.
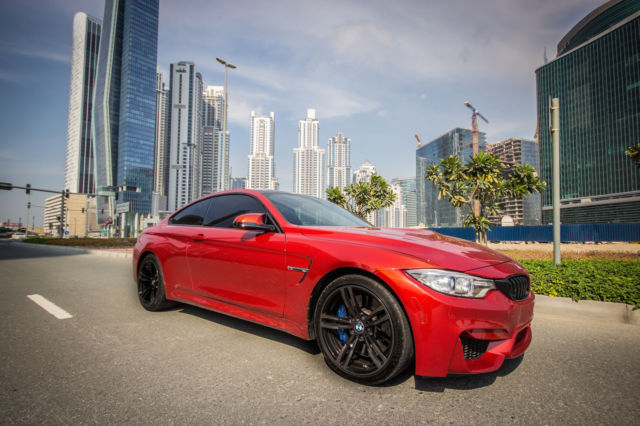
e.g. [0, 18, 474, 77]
[232, 213, 275, 233]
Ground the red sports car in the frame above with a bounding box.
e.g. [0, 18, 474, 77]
[133, 190, 534, 385]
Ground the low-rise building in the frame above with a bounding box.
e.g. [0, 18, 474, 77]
[43, 194, 99, 237]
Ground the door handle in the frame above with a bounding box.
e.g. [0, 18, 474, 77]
[192, 233, 205, 242]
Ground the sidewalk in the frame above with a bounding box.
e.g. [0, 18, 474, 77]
[534, 294, 638, 326]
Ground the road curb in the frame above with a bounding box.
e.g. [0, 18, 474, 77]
[534, 294, 639, 325]
[19, 242, 133, 259]
[86, 249, 133, 259]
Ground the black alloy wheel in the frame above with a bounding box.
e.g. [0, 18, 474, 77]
[137, 254, 174, 311]
[314, 275, 413, 385]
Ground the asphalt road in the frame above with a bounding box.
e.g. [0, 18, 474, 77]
[1, 240, 639, 424]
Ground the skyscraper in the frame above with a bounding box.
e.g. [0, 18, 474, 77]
[327, 132, 351, 191]
[536, 0, 640, 223]
[152, 69, 170, 212]
[168, 62, 203, 211]
[247, 111, 278, 190]
[391, 176, 417, 227]
[92, 0, 159, 233]
[201, 85, 226, 195]
[64, 12, 101, 195]
[416, 128, 486, 227]
[293, 109, 325, 198]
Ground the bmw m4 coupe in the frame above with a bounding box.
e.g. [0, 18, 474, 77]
[133, 190, 534, 384]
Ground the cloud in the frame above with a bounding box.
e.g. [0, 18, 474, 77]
[0, 41, 69, 64]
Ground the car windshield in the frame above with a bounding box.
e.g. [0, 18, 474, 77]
[263, 192, 370, 227]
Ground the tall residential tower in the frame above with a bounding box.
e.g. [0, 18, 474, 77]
[247, 111, 278, 190]
[201, 85, 226, 195]
[327, 132, 351, 191]
[168, 62, 203, 211]
[152, 69, 170, 214]
[293, 109, 325, 198]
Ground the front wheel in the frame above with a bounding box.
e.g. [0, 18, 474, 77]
[314, 275, 414, 385]
[137, 254, 175, 311]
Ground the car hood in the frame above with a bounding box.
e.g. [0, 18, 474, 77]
[298, 227, 512, 272]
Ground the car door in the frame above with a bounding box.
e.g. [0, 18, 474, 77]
[186, 194, 287, 316]
[162, 197, 212, 294]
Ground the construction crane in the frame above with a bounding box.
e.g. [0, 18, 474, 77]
[414, 134, 422, 148]
[464, 101, 489, 156]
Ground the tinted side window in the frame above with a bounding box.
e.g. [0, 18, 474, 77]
[170, 199, 211, 225]
[203, 195, 266, 228]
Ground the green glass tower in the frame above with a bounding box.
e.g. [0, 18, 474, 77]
[535, 0, 640, 224]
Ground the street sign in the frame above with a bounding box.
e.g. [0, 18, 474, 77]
[65, 231, 69, 235]
[116, 202, 130, 214]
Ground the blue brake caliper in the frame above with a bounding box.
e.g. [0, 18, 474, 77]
[337, 305, 347, 344]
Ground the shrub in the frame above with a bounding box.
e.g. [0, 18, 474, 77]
[519, 259, 640, 308]
[24, 237, 136, 248]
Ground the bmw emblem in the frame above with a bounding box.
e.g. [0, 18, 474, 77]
[355, 322, 364, 333]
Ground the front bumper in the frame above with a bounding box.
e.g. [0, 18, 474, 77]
[377, 262, 534, 378]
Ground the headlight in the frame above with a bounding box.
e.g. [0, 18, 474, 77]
[405, 269, 496, 298]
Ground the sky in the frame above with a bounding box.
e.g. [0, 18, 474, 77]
[0, 0, 604, 227]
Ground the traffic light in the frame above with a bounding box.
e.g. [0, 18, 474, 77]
[64, 189, 70, 198]
[56, 216, 61, 222]
[27, 202, 31, 209]
[25, 184, 31, 194]
[81, 208, 85, 213]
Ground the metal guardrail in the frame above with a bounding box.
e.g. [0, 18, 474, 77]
[429, 223, 640, 242]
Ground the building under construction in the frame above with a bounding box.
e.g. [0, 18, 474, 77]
[486, 137, 541, 226]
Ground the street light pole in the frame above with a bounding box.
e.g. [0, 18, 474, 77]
[216, 57, 236, 191]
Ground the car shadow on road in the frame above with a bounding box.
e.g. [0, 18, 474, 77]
[413, 356, 524, 392]
[170, 302, 524, 390]
[175, 304, 321, 355]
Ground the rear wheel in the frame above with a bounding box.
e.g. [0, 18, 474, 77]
[314, 275, 413, 385]
[137, 254, 175, 311]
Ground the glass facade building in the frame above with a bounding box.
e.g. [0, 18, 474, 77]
[391, 176, 417, 227]
[416, 128, 486, 227]
[535, 0, 640, 224]
[93, 0, 159, 226]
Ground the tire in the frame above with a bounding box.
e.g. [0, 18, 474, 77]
[314, 274, 414, 385]
[137, 254, 175, 311]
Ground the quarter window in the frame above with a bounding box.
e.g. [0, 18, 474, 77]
[170, 199, 211, 225]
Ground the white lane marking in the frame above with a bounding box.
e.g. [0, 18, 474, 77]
[27, 294, 73, 320]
